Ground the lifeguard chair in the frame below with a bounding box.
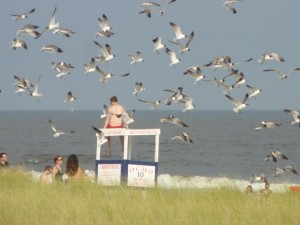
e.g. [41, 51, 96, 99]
[95, 128, 160, 187]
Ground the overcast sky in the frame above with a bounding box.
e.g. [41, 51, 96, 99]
[1, 0, 300, 111]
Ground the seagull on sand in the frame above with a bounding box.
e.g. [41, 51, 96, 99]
[246, 84, 262, 98]
[137, 98, 161, 110]
[49, 119, 65, 138]
[160, 115, 188, 127]
[264, 150, 288, 162]
[225, 93, 249, 113]
[92, 126, 108, 145]
[133, 82, 145, 96]
[171, 132, 193, 144]
[152, 37, 165, 54]
[263, 68, 300, 80]
[41, 44, 63, 53]
[94, 41, 116, 64]
[128, 51, 144, 65]
[284, 109, 300, 127]
[258, 52, 285, 64]
[10, 38, 28, 50]
[223, 0, 241, 14]
[62, 91, 76, 104]
[169, 22, 187, 42]
[11, 8, 35, 21]
[95, 67, 130, 83]
[183, 66, 206, 85]
[274, 166, 298, 177]
[169, 31, 194, 54]
[165, 47, 180, 67]
[255, 121, 282, 131]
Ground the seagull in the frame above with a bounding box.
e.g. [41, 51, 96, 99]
[255, 121, 282, 131]
[264, 150, 288, 162]
[16, 24, 41, 38]
[128, 51, 144, 65]
[94, 41, 116, 63]
[98, 14, 112, 32]
[95, 30, 115, 38]
[204, 55, 252, 70]
[28, 75, 43, 99]
[95, 67, 130, 83]
[284, 109, 300, 127]
[274, 166, 298, 177]
[122, 110, 136, 126]
[92, 126, 108, 145]
[251, 173, 268, 184]
[139, 1, 160, 18]
[258, 52, 285, 64]
[41, 44, 63, 53]
[225, 93, 249, 113]
[183, 66, 206, 85]
[160, 115, 188, 127]
[52, 62, 74, 78]
[263, 68, 300, 80]
[84, 58, 97, 75]
[53, 27, 76, 38]
[181, 97, 196, 113]
[133, 82, 145, 96]
[11, 8, 35, 21]
[223, 0, 241, 14]
[62, 91, 76, 104]
[171, 132, 193, 143]
[100, 104, 110, 118]
[169, 22, 187, 41]
[165, 47, 180, 67]
[49, 119, 65, 138]
[208, 78, 233, 95]
[163, 87, 186, 105]
[158, 0, 176, 16]
[137, 98, 161, 110]
[13, 75, 33, 95]
[246, 84, 262, 98]
[39, 7, 59, 37]
[169, 31, 194, 54]
[152, 37, 165, 54]
[10, 38, 28, 50]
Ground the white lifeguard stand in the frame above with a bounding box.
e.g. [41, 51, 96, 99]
[95, 128, 160, 187]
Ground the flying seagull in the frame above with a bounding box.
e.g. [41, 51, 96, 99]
[274, 166, 298, 177]
[225, 93, 249, 113]
[165, 47, 180, 67]
[11, 8, 35, 21]
[263, 68, 300, 80]
[92, 126, 108, 145]
[49, 119, 65, 138]
[258, 52, 285, 64]
[160, 115, 188, 127]
[264, 150, 288, 162]
[284, 109, 300, 127]
[137, 98, 161, 110]
[171, 132, 193, 143]
[169, 31, 194, 54]
[152, 37, 165, 54]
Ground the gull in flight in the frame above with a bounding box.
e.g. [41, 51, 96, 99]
[95, 67, 130, 83]
[137, 98, 161, 110]
[169, 22, 187, 41]
[284, 109, 300, 127]
[204, 55, 253, 70]
[223, 0, 241, 14]
[49, 119, 65, 138]
[52, 62, 74, 78]
[165, 47, 180, 67]
[163, 87, 186, 105]
[121, 110, 136, 127]
[133, 82, 145, 96]
[251, 173, 268, 184]
[11, 8, 35, 21]
[28, 75, 43, 99]
[139, 1, 160, 18]
[92, 126, 108, 145]
[264, 150, 288, 162]
[263, 68, 300, 80]
[84, 58, 97, 75]
[181, 97, 196, 113]
[128, 51, 144, 65]
[225, 93, 249, 113]
[158, 0, 176, 16]
[160, 115, 188, 127]
[169, 31, 194, 54]
[94, 41, 116, 64]
[62, 91, 76, 104]
[274, 166, 298, 177]
[13, 75, 33, 95]
[246, 84, 262, 98]
[183, 66, 206, 85]
[53, 27, 76, 38]
[258, 52, 285, 64]
[41, 44, 63, 53]
[98, 14, 112, 32]
[38, 7, 59, 38]
[171, 132, 193, 144]
[10, 38, 28, 50]
[255, 121, 282, 131]
[152, 37, 165, 54]
[16, 24, 41, 38]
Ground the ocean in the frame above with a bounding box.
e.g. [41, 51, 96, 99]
[1, 110, 300, 192]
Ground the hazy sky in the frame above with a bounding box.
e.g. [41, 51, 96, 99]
[1, 0, 300, 111]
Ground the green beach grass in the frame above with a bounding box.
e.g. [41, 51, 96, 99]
[1, 168, 300, 225]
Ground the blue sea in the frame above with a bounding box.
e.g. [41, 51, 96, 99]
[1, 110, 299, 192]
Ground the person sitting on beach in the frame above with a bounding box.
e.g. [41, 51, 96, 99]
[52, 155, 64, 182]
[103, 96, 126, 157]
[260, 182, 272, 197]
[245, 185, 254, 194]
[39, 165, 52, 184]
[0, 152, 9, 168]
[65, 154, 84, 181]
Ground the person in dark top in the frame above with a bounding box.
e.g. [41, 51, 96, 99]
[52, 155, 64, 181]
[0, 152, 9, 168]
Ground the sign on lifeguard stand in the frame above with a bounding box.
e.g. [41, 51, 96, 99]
[95, 128, 160, 187]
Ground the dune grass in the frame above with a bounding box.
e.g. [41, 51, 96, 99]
[1, 168, 300, 225]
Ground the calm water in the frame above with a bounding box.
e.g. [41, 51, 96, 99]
[1, 110, 300, 189]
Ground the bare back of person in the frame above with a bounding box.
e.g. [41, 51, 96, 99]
[107, 104, 125, 127]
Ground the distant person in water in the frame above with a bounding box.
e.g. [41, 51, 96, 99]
[52, 155, 64, 182]
[0, 152, 9, 168]
[65, 154, 84, 181]
[103, 96, 126, 157]
[40, 165, 52, 184]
